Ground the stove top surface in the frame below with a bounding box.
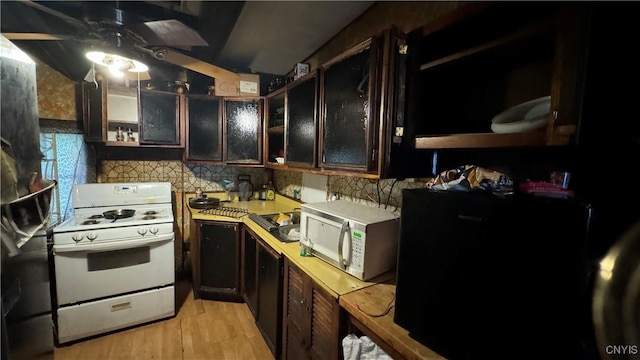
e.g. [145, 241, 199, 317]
[53, 204, 174, 233]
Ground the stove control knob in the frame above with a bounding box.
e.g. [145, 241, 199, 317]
[137, 228, 148, 236]
[149, 227, 159, 235]
[86, 232, 97, 241]
[72, 234, 84, 242]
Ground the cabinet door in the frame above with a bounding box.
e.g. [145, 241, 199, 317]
[286, 72, 318, 167]
[257, 241, 283, 358]
[320, 38, 378, 172]
[283, 258, 312, 360]
[309, 283, 342, 360]
[197, 222, 241, 301]
[186, 95, 222, 161]
[242, 228, 258, 316]
[224, 98, 263, 164]
[82, 81, 106, 142]
[139, 90, 181, 145]
[266, 88, 285, 165]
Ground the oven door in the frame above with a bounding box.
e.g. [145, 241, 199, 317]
[53, 233, 174, 305]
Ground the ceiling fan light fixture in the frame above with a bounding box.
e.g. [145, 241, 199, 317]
[85, 50, 149, 73]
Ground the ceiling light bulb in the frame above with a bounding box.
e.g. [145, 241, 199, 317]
[86, 51, 106, 64]
[109, 67, 124, 78]
[129, 59, 148, 72]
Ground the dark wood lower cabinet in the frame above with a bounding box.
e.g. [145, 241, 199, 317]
[192, 220, 242, 301]
[242, 226, 283, 359]
[242, 228, 258, 316]
[282, 257, 344, 360]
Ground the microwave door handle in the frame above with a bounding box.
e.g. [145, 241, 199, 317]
[338, 220, 349, 270]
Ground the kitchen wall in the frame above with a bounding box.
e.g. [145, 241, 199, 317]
[35, 59, 76, 121]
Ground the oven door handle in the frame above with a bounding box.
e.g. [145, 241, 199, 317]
[53, 233, 174, 254]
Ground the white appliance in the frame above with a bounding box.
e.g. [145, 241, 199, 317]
[51, 182, 175, 344]
[300, 200, 399, 281]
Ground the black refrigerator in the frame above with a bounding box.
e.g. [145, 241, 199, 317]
[394, 189, 598, 360]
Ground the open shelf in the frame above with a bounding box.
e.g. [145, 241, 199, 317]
[419, 22, 552, 71]
[267, 125, 284, 134]
[414, 131, 546, 149]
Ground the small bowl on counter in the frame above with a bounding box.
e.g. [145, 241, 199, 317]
[278, 224, 300, 242]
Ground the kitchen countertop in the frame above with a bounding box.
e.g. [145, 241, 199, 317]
[339, 280, 446, 360]
[187, 193, 389, 297]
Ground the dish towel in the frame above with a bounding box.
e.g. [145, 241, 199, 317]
[342, 334, 392, 360]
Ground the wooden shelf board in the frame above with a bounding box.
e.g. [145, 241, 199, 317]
[267, 125, 284, 134]
[419, 22, 552, 71]
[414, 131, 546, 149]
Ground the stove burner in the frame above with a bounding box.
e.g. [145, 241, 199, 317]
[81, 220, 100, 225]
[144, 211, 158, 215]
[142, 215, 157, 220]
[88, 214, 104, 219]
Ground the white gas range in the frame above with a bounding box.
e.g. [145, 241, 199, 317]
[51, 182, 175, 344]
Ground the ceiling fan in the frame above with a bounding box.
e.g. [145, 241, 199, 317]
[1, 0, 239, 83]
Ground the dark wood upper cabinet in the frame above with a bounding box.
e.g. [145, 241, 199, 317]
[406, 3, 591, 149]
[317, 27, 430, 179]
[224, 97, 263, 164]
[81, 82, 184, 149]
[286, 71, 318, 168]
[139, 90, 181, 145]
[185, 94, 222, 162]
[82, 81, 106, 142]
[265, 71, 319, 169]
[320, 39, 375, 172]
[265, 88, 286, 165]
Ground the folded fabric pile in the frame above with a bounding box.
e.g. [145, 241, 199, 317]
[427, 165, 513, 194]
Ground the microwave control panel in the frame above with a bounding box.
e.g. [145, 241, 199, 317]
[349, 230, 364, 269]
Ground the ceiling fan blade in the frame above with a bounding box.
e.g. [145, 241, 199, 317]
[2, 33, 70, 41]
[135, 19, 208, 47]
[17, 0, 89, 30]
[162, 49, 239, 81]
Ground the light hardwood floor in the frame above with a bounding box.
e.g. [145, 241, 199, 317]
[53, 277, 274, 360]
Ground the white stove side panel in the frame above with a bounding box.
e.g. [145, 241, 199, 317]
[73, 182, 172, 208]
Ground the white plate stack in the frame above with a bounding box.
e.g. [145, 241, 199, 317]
[491, 96, 550, 134]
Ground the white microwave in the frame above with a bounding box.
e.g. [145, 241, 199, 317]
[300, 200, 399, 281]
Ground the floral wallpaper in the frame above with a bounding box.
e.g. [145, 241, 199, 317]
[35, 59, 76, 121]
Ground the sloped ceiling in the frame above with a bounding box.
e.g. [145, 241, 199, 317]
[0, 0, 374, 88]
[217, 1, 374, 75]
